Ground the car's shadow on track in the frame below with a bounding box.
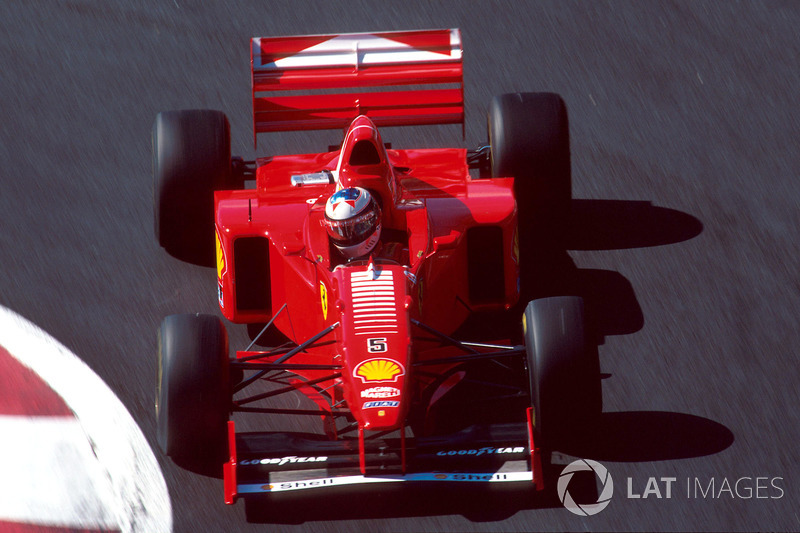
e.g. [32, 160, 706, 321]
[532, 198, 704, 340]
[541, 202, 731, 462]
[460, 198, 704, 343]
[558, 410, 734, 463]
[566, 199, 704, 251]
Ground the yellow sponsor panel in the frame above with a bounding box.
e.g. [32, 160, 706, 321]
[215, 231, 225, 280]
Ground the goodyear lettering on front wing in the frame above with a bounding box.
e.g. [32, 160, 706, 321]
[435, 446, 526, 457]
[239, 455, 327, 467]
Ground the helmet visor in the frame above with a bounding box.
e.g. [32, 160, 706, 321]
[324, 204, 381, 247]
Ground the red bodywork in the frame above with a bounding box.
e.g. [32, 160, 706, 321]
[206, 30, 539, 503]
[216, 115, 519, 429]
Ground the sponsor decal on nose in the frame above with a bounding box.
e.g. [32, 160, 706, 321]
[354, 358, 404, 383]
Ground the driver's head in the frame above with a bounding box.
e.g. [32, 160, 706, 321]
[324, 187, 382, 259]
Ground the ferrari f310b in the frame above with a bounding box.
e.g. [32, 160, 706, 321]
[153, 29, 600, 507]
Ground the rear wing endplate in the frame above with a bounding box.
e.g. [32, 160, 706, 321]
[251, 29, 464, 145]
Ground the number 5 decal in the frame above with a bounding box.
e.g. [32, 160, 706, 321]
[367, 338, 388, 353]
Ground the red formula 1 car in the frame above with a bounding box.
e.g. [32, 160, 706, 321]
[153, 29, 600, 507]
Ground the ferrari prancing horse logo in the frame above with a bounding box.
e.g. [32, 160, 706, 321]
[320, 282, 328, 320]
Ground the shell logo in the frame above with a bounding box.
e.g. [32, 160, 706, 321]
[354, 358, 405, 383]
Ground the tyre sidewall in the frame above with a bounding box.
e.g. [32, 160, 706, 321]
[153, 110, 231, 267]
[524, 296, 598, 450]
[489, 92, 571, 253]
[156, 313, 230, 474]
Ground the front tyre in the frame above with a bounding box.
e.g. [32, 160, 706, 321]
[523, 296, 600, 451]
[156, 313, 230, 475]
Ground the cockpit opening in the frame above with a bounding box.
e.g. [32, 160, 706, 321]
[349, 140, 382, 166]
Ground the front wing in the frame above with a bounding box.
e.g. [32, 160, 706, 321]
[224, 414, 543, 503]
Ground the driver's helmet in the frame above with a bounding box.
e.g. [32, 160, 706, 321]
[324, 187, 382, 259]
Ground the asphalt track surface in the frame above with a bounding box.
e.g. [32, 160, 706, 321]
[1, 1, 799, 531]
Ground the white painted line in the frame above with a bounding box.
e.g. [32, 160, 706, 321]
[0, 305, 172, 533]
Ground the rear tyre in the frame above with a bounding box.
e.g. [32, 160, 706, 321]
[156, 313, 230, 475]
[523, 296, 600, 450]
[489, 93, 571, 300]
[488, 92, 571, 235]
[153, 109, 231, 266]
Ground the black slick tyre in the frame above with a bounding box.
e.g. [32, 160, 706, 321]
[488, 92, 571, 231]
[488, 93, 571, 299]
[156, 313, 230, 475]
[523, 296, 600, 450]
[153, 110, 231, 266]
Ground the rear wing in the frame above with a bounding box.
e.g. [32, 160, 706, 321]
[251, 29, 464, 145]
